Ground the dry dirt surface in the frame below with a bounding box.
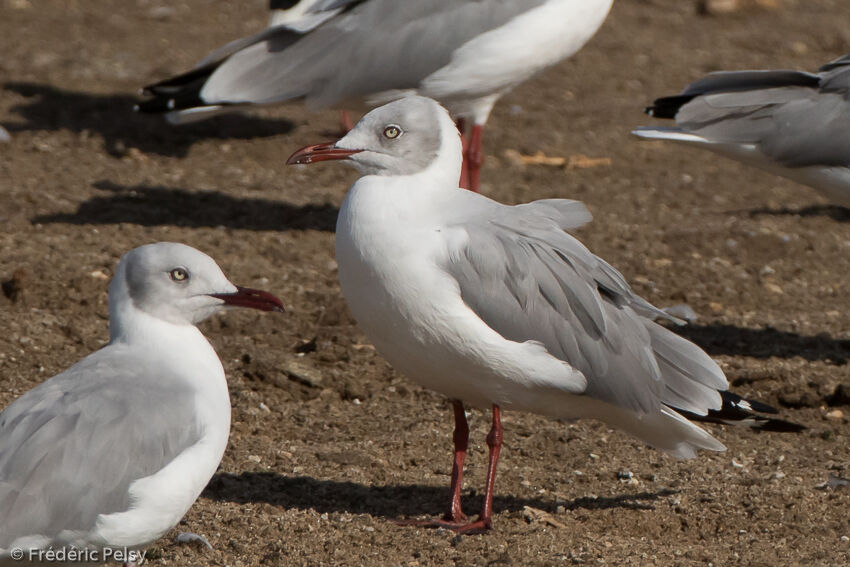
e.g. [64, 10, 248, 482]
[2, 0, 850, 565]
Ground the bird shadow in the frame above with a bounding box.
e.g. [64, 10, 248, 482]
[2, 82, 294, 158]
[672, 323, 850, 365]
[204, 472, 676, 519]
[32, 180, 338, 232]
[745, 204, 850, 222]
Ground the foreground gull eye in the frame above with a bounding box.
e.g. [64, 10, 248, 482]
[169, 267, 189, 282]
[383, 124, 403, 139]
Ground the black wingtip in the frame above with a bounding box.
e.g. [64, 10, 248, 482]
[643, 95, 695, 119]
[676, 390, 805, 433]
[135, 64, 219, 115]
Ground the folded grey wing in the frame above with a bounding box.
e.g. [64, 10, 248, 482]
[444, 201, 725, 416]
[200, 0, 548, 108]
[0, 349, 203, 547]
[663, 65, 850, 169]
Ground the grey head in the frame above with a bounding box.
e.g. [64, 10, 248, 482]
[287, 95, 456, 177]
[111, 242, 284, 328]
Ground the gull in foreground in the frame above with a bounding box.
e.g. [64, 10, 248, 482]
[634, 53, 850, 208]
[0, 243, 284, 563]
[287, 96, 803, 533]
[136, 0, 613, 191]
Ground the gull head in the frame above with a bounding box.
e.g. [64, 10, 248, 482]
[110, 242, 284, 328]
[287, 95, 460, 178]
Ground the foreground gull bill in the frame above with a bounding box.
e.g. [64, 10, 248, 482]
[0, 243, 284, 564]
[136, 0, 613, 191]
[287, 96, 803, 533]
[633, 53, 850, 208]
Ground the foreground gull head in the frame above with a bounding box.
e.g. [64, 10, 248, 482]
[0, 243, 283, 562]
[136, 0, 614, 191]
[287, 95, 457, 179]
[633, 53, 850, 208]
[288, 97, 803, 533]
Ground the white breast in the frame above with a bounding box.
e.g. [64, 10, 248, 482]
[335, 178, 587, 411]
[92, 328, 231, 549]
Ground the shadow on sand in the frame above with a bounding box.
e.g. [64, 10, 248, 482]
[33, 181, 338, 232]
[673, 322, 850, 365]
[3, 82, 295, 158]
[205, 472, 677, 519]
[746, 204, 850, 222]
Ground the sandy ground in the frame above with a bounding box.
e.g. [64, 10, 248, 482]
[2, 0, 850, 565]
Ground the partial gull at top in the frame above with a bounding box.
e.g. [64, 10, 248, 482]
[287, 96, 803, 533]
[137, 0, 613, 191]
[634, 53, 850, 208]
[0, 243, 283, 563]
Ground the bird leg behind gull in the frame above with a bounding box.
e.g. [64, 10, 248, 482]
[339, 110, 355, 134]
[445, 400, 470, 524]
[464, 124, 484, 193]
[455, 118, 483, 192]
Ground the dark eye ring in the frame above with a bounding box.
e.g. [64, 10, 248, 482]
[169, 267, 189, 282]
[383, 124, 403, 139]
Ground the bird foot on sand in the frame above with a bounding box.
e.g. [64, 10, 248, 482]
[175, 532, 213, 549]
[392, 515, 491, 534]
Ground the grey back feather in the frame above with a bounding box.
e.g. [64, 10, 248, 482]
[0, 346, 202, 545]
[202, 0, 548, 108]
[443, 197, 725, 416]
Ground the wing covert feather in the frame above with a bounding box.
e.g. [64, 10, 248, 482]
[0, 347, 203, 546]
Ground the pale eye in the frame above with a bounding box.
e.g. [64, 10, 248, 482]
[383, 124, 403, 139]
[169, 267, 190, 282]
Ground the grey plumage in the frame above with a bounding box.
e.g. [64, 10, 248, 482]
[634, 53, 850, 206]
[442, 194, 726, 417]
[137, 0, 552, 119]
[293, 96, 802, 466]
[0, 349, 202, 545]
[0, 242, 283, 558]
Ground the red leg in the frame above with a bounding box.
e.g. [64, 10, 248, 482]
[394, 404, 502, 534]
[465, 124, 484, 193]
[452, 404, 502, 534]
[444, 400, 470, 523]
[456, 118, 470, 190]
[393, 400, 470, 528]
[339, 110, 354, 133]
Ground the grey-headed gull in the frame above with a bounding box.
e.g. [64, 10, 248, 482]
[136, 0, 613, 191]
[634, 53, 850, 208]
[0, 243, 283, 561]
[287, 96, 803, 533]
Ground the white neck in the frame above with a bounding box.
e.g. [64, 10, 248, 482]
[107, 263, 212, 355]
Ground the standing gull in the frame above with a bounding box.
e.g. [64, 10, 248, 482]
[136, 0, 613, 191]
[633, 53, 850, 208]
[287, 96, 803, 533]
[0, 243, 284, 563]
